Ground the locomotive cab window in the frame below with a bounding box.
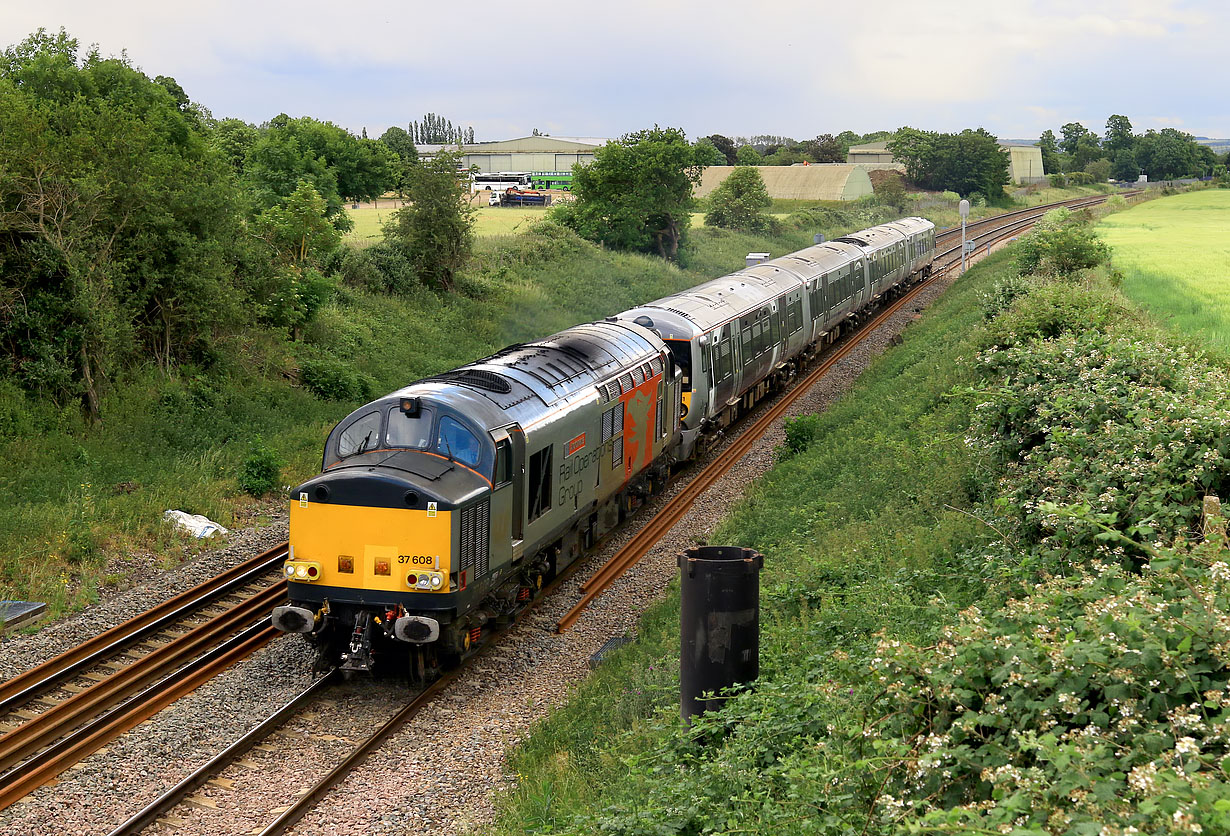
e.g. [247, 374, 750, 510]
[437, 415, 481, 468]
[386, 406, 433, 450]
[337, 410, 382, 459]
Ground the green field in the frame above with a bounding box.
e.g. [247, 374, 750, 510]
[1097, 189, 1230, 352]
[345, 204, 551, 244]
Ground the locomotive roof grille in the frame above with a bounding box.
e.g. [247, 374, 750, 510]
[428, 369, 513, 394]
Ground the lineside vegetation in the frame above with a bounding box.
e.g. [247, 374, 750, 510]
[491, 203, 1230, 835]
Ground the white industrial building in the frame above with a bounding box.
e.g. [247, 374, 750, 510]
[417, 136, 607, 174]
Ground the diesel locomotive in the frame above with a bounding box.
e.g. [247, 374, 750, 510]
[271, 216, 935, 676]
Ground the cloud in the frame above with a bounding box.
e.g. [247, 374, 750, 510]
[3, 0, 1227, 141]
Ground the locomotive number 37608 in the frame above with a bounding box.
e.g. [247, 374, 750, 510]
[398, 555, 435, 565]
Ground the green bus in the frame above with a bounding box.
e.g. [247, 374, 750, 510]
[530, 171, 574, 191]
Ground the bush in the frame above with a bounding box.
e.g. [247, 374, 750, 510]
[336, 242, 419, 295]
[1012, 216, 1110, 277]
[705, 167, 778, 234]
[238, 435, 281, 497]
[299, 356, 373, 402]
[869, 536, 1230, 836]
[779, 414, 823, 460]
[1048, 173, 1067, 188]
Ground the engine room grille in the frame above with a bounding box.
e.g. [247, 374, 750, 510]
[612, 435, 624, 469]
[460, 500, 490, 577]
[432, 369, 512, 394]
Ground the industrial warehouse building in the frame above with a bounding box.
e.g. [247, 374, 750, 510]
[847, 140, 1046, 185]
[421, 136, 607, 174]
[696, 166, 874, 202]
[999, 143, 1046, 183]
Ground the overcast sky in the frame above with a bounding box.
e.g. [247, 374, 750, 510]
[4, 0, 1226, 143]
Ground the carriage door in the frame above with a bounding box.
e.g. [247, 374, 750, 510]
[489, 426, 523, 568]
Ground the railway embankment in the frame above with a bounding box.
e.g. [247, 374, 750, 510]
[0, 190, 1026, 624]
[491, 203, 1230, 834]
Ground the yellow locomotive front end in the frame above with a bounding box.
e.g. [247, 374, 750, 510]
[272, 394, 497, 675]
[286, 498, 452, 598]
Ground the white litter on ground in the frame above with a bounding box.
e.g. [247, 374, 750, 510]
[162, 510, 229, 539]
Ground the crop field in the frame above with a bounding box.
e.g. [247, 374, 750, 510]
[344, 204, 551, 245]
[1097, 189, 1230, 352]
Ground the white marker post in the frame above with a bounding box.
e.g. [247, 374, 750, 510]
[959, 199, 970, 274]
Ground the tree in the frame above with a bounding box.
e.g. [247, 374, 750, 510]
[0, 29, 249, 420]
[253, 182, 339, 338]
[1038, 130, 1061, 174]
[1069, 134, 1104, 171]
[379, 126, 419, 199]
[704, 134, 737, 165]
[735, 145, 761, 166]
[802, 133, 844, 163]
[1111, 148, 1139, 181]
[383, 151, 475, 292]
[245, 115, 394, 216]
[889, 126, 1009, 199]
[212, 118, 258, 176]
[704, 167, 774, 233]
[1103, 114, 1134, 155]
[694, 137, 725, 167]
[1059, 122, 1097, 155]
[557, 126, 703, 262]
[410, 113, 474, 145]
[1084, 158, 1112, 183]
[761, 147, 804, 166]
[1135, 128, 1199, 180]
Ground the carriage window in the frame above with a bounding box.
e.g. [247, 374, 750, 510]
[387, 407, 433, 450]
[337, 411, 382, 459]
[437, 415, 481, 468]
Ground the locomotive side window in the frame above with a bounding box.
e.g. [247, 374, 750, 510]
[527, 446, 553, 522]
[337, 411, 382, 459]
[386, 407, 433, 450]
[494, 439, 513, 486]
[437, 415, 481, 468]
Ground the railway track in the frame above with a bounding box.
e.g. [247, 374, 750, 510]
[0, 191, 1133, 828]
[0, 545, 288, 810]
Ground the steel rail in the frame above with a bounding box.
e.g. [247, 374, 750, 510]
[0, 577, 285, 801]
[0, 619, 278, 811]
[0, 542, 288, 714]
[106, 668, 341, 836]
[254, 668, 459, 836]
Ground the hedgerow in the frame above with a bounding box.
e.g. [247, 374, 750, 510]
[496, 205, 1230, 836]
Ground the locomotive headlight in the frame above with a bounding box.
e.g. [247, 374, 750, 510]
[285, 565, 295, 577]
[295, 565, 308, 579]
[417, 575, 430, 589]
[430, 574, 442, 589]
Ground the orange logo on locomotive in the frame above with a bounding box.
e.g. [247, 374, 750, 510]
[566, 433, 586, 457]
